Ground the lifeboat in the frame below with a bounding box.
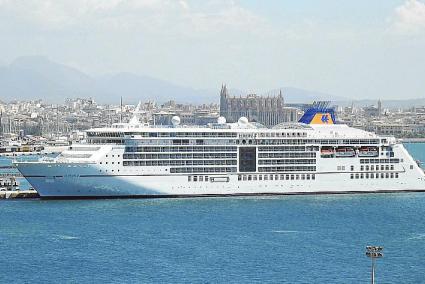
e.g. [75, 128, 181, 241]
[335, 147, 356, 158]
[358, 146, 379, 157]
[320, 147, 335, 158]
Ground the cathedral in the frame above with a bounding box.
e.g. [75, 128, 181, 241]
[219, 85, 299, 127]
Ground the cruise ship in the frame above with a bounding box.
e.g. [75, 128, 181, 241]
[15, 104, 425, 198]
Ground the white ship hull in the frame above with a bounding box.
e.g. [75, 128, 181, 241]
[16, 144, 425, 198]
[17, 173, 425, 199]
[15, 117, 425, 198]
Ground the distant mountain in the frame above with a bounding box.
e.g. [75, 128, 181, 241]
[0, 56, 94, 102]
[0, 56, 216, 104]
[1, 56, 421, 108]
[11, 56, 93, 89]
[94, 73, 215, 104]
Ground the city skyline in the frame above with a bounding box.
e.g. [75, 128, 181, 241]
[0, 0, 424, 100]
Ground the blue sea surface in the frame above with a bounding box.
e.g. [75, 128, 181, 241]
[404, 143, 425, 168]
[0, 143, 424, 283]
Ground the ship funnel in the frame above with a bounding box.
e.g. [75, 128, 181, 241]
[298, 101, 337, 125]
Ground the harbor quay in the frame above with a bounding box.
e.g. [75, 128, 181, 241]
[0, 190, 39, 199]
[0, 169, 37, 198]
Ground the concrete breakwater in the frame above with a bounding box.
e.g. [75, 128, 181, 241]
[400, 138, 425, 143]
[0, 190, 39, 199]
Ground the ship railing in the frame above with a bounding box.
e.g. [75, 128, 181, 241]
[35, 156, 94, 164]
[54, 157, 97, 164]
[40, 157, 56, 163]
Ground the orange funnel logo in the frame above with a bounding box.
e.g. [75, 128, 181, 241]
[310, 113, 334, 124]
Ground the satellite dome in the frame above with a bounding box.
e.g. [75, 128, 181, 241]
[171, 116, 181, 126]
[217, 116, 226, 124]
[238, 117, 249, 125]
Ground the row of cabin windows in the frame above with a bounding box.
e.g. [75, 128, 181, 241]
[258, 166, 316, 172]
[254, 134, 380, 145]
[87, 132, 124, 137]
[258, 146, 307, 152]
[88, 139, 125, 144]
[89, 132, 238, 138]
[146, 132, 237, 138]
[259, 152, 316, 159]
[317, 139, 379, 145]
[86, 131, 378, 143]
[360, 165, 395, 171]
[125, 146, 237, 153]
[90, 137, 381, 146]
[232, 139, 378, 145]
[123, 153, 237, 160]
[350, 173, 399, 179]
[349, 165, 396, 171]
[258, 159, 316, 165]
[105, 154, 120, 158]
[237, 139, 309, 145]
[113, 132, 238, 138]
[360, 158, 400, 164]
[98, 131, 379, 141]
[340, 165, 396, 171]
[171, 167, 237, 173]
[238, 174, 315, 181]
[242, 139, 378, 145]
[123, 160, 237, 166]
[256, 132, 307, 138]
[127, 139, 236, 146]
[125, 145, 319, 153]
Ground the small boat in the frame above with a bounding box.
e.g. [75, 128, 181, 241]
[320, 147, 335, 158]
[335, 147, 356, 158]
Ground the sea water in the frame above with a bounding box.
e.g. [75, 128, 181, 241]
[0, 144, 425, 283]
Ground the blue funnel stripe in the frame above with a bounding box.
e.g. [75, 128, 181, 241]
[298, 107, 337, 124]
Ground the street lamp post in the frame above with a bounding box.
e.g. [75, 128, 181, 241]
[366, 246, 383, 284]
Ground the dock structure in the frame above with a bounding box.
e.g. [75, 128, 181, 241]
[399, 138, 425, 143]
[0, 190, 39, 199]
[0, 176, 20, 188]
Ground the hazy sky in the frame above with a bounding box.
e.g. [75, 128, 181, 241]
[0, 0, 424, 99]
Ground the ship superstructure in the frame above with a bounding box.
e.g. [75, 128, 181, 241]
[16, 106, 425, 198]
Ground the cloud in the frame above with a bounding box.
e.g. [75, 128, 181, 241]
[0, 0, 266, 36]
[391, 0, 425, 35]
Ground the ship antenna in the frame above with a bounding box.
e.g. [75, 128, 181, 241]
[120, 96, 123, 123]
